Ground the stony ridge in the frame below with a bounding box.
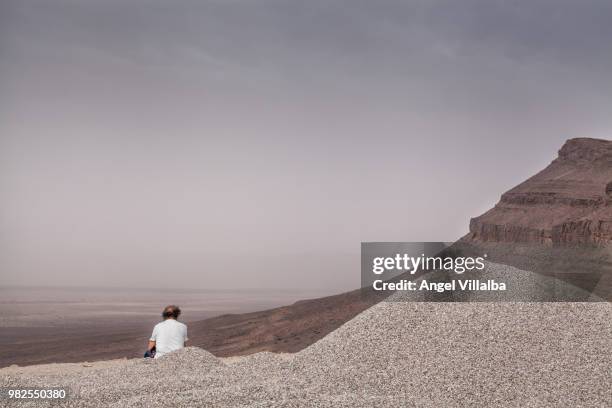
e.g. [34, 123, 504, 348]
[468, 138, 612, 246]
[2, 296, 610, 407]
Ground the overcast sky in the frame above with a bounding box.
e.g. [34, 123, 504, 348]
[1, 0, 611, 292]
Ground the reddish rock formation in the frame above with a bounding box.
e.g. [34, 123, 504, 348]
[188, 287, 388, 357]
[468, 138, 612, 246]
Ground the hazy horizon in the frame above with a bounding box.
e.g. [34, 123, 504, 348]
[2, 1, 612, 291]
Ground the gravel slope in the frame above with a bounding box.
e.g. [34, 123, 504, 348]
[2, 271, 610, 407]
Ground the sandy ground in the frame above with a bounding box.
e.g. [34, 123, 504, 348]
[2, 263, 610, 407]
[1, 298, 610, 407]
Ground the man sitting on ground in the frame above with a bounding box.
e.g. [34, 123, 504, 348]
[146, 305, 188, 358]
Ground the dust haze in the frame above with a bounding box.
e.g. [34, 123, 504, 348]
[1, 0, 612, 291]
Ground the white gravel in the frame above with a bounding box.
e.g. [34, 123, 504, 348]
[2, 267, 611, 407]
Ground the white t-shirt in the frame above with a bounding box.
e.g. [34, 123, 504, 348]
[149, 319, 188, 358]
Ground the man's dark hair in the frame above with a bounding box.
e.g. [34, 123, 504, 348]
[162, 305, 181, 320]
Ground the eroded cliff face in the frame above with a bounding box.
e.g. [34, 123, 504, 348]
[467, 138, 612, 246]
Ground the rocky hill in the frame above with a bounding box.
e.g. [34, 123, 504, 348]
[458, 138, 612, 299]
[467, 138, 612, 245]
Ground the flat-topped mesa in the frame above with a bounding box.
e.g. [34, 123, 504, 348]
[467, 138, 612, 246]
[556, 137, 612, 165]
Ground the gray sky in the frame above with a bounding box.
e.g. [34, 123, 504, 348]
[1, 0, 611, 292]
